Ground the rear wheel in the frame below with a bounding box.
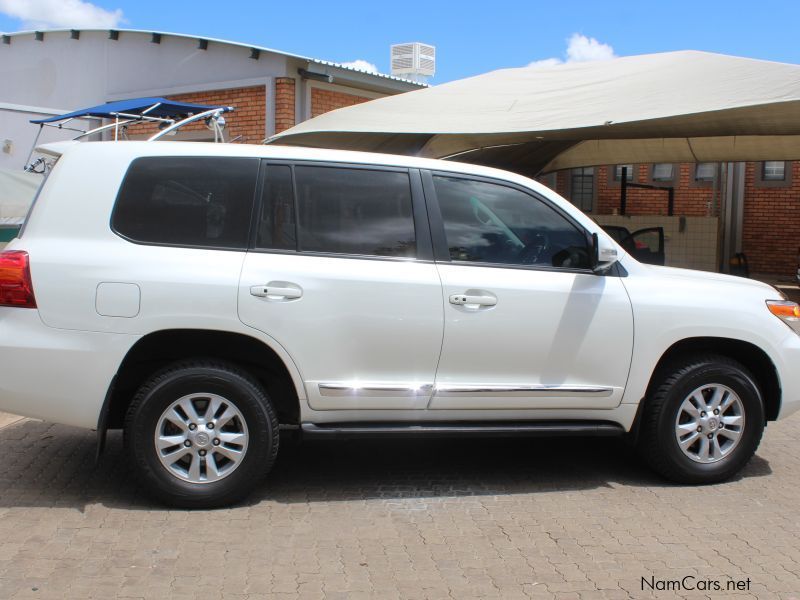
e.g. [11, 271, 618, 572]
[124, 360, 279, 508]
[639, 354, 764, 484]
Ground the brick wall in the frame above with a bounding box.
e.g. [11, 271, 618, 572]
[311, 87, 371, 118]
[274, 78, 296, 133]
[742, 161, 800, 276]
[125, 83, 375, 142]
[547, 161, 800, 278]
[126, 85, 266, 144]
[596, 165, 716, 217]
[547, 164, 717, 217]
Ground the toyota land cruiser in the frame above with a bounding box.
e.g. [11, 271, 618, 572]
[2, 141, 799, 507]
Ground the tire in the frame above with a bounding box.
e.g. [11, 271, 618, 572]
[124, 360, 279, 508]
[638, 354, 764, 484]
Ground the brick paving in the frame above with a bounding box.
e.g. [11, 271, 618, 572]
[1, 413, 799, 599]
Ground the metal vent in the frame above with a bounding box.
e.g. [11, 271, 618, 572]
[390, 42, 436, 83]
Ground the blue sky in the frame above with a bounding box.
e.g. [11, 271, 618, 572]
[2, 0, 800, 82]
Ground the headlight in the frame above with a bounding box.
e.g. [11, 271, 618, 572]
[767, 300, 800, 335]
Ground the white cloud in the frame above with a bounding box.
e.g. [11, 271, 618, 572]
[340, 59, 379, 74]
[565, 33, 615, 62]
[529, 33, 616, 69]
[0, 0, 123, 30]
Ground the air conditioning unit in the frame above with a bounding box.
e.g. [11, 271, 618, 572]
[391, 42, 435, 83]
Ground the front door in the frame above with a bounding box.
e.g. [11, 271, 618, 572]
[425, 173, 634, 410]
[622, 227, 665, 266]
[238, 163, 443, 411]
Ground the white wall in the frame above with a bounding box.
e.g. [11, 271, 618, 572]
[0, 30, 290, 170]
[0, 104, 94, 170]
[0, 29, 420, 171]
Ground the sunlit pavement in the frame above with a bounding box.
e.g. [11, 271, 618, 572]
[0, 413, 798, 599]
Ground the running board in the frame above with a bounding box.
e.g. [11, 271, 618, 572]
[301, 421, 625, 440]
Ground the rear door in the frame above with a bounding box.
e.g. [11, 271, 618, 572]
[238, 162, 444, 411]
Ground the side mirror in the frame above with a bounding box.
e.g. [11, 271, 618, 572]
[591, 232, 619, 274]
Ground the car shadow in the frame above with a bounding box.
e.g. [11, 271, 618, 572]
[0, 420, 773, 511]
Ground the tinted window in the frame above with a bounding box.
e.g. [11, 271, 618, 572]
[257, 165, 296, 250]
[293, 166, 415, 257]
[433, 176, 590, 269]
[113, 157, 259, 248]
[569, 167, 594, 212]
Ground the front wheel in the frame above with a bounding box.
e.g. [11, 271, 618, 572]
[124, 360, 279, 508]
[638, 354, 765, 484]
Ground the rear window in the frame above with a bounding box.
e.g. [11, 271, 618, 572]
[112, 157, 259, 249]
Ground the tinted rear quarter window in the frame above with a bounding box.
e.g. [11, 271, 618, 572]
[113, 157, 259, 249]
[288, 166, 416, 258]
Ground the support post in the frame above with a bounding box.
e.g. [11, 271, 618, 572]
[620, 166, 628, 215]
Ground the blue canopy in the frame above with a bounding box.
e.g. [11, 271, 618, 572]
[31, 97, 230, 124]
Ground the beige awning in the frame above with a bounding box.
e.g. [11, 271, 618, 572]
[269, 51, 800, 175]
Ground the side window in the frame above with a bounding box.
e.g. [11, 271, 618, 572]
[113, 157, 259, 249]
[293, 166, 416, 258]
[433, 175, 591, 269]
[257, 165, 296, 251]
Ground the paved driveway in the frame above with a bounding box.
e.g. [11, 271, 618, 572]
[0, 414, 799, 599]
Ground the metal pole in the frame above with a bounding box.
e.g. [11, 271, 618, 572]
[668, 187, 674, 216]
[147, 107, 234, 141]
[620, 166, 628, 215]
[24, 125, 43, 168]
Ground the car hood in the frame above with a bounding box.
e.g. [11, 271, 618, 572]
[640, 264, 779, 296]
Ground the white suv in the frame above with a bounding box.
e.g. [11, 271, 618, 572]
[2, 141, 800, 508]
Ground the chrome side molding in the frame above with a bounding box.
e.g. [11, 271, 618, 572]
[319, 383, 434, 397]
[318, 382, 612, 397]
[434, 384, 613, 397]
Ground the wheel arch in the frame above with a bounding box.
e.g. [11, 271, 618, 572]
[643, 337, 780, 424]
[105, 329, 302, 430]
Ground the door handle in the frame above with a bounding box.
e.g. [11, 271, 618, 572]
[449, 293, 497, 307]
[250, 283, 303, 300]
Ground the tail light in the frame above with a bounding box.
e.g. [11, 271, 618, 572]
[0, 251, 37, 308]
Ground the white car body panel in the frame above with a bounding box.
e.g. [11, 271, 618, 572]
[432, 265, 633, 410]
[1, 141, 799, 434]
[239, 253, 444, 410]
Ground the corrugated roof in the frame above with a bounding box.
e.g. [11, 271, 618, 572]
[0, 28, 428, 87]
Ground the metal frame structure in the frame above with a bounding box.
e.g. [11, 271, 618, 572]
[24, 100, 234, 173]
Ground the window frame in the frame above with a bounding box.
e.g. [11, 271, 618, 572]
[420, 169, 595, 275]
[110, 156, 261, 252]
[649, 163, 676, 183]
[613, 164, 635, 182]
[755, 161, 792, 188]
[690, 162, 717, 189]
[567, 167, 595, 213]
[250, 159, 434, 262]
[606, 164, 637, 188]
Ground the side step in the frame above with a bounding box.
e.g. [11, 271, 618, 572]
[301, 421, 625, 440]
